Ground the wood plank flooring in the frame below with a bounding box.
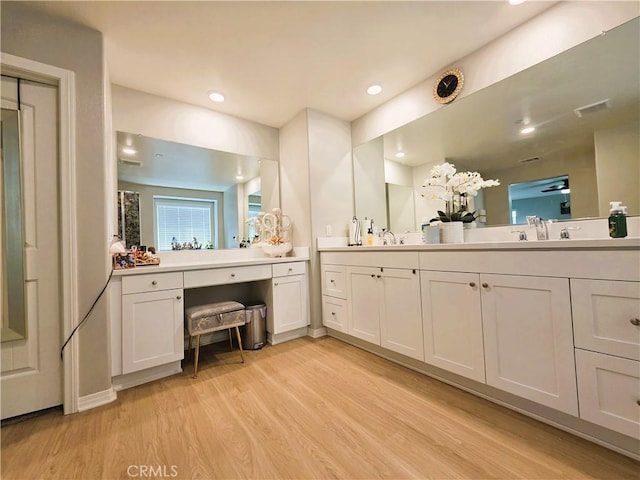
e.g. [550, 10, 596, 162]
[2, 336, 639, 479]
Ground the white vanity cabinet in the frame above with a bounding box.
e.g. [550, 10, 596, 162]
[420, 271, 485, 382]
[572, 279, 640, 437]
[121, 272, 184, 374]
[323, 252, 423, 361]
[480, 274, 578, 416]
[268, 262, 309, 341]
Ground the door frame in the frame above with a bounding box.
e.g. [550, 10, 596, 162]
[1, 52, 79, 414]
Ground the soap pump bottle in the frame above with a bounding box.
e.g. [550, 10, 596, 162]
[366, 219, 374, 246]
[608, 201, 628, 238]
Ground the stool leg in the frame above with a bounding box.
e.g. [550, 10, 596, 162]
[228, 328, 233, 351]
[234, 326, 245, 363]
[193, 334, 201, 378]
[187, 334, 193, 360]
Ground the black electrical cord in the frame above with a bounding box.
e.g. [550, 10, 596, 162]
[60, 267, 114, 360]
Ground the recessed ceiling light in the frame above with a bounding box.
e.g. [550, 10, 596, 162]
[236, 174, 244, 180]
[367, 84, 382, 96]
[395, 151, 406, 159]
[508, 0, 527, 5]
[520, 126, 535, 134]
[208, 91, 225, 103]
[122, 147, 137, 155]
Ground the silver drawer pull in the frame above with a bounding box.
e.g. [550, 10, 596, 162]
[630, 318, 640, 326]
[469, 282, 476, 288]
[482, 283, 489, 289]
[330, 279, 335, 283]
[331, 312, 336, 316]
[151, 280, 157, 286]
[288, 268, 293, 272]
[176, 295, 182, 300]
[230, 273, 236, 278]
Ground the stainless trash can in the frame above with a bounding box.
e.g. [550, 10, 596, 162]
[242, 304, 266, 350]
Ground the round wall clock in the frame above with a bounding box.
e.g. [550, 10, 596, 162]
[433, 68, 464, 104]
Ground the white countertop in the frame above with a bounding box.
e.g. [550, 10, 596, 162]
[317, 237, 640, 252]
[113, 247, 310, 276]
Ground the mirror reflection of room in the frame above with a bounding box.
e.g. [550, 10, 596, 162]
[355, 18, 639, 231]
[116, 131, 279, 251]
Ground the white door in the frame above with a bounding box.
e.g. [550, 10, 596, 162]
[481, 274, 578, 416]
[347, 266, 381, 345]
[380, 268, 423, 361]
[421, 270, 485, 382]
[272, 275, 308, 333]
[1, 77, 62, 419]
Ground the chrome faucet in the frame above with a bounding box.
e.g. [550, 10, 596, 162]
[511, 230, 527, 241]
[381, 229, 397, 245]
[526, 216, 549, 240]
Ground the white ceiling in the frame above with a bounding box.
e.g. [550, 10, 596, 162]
[24, 1, 556, 128]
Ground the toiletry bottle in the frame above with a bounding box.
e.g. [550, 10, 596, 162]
[608, 201, 628, 238]
[366, 219, 374, 246]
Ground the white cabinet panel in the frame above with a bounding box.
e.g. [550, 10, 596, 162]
[421, 271, 485, 382]
[482, 274, 578, 416]
[572, 279, 640, 361]
[347, 266, 382, 345]
[122, 271, 183, 295]
[380, 268, 423, 361]
[321, 264, 347, 299]
[322, 296, 347, 333]
[122, 288, 184, 374]
[272, 275, 308, 334]
[576, 349, 640, 438]
[272, 261, 306, 278]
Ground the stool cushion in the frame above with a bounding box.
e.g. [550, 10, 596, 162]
[186, 301, 245, 335]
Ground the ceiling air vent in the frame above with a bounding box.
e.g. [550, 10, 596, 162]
[518, 156, 540, 164]
[118, 157, 143, 167]
[574, 99, 612, 118]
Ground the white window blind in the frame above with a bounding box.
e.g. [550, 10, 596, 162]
[155, 197, 216, 251]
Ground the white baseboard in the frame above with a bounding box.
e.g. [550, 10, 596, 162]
[267, 326, 308, 345]
[307, 326, 327, 338]
[113, 362, 183, 392]
[78, 386, 117, 412]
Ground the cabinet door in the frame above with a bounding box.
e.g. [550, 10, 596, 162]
[122, 288, 184, 374]
[347, 266, 381, 345]
[421, 271, 485, 382]
[481, 274, 578, 415]
[380, 268, 424, 361]
[575, 349, 640, 438]
[272, 275, 308, 334]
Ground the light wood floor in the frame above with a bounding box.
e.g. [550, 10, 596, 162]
[2, 337, 639, 479]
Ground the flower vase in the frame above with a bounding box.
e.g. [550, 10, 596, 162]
[439, 221, 464, 244]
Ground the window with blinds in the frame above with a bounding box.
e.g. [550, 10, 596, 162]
[154, 197, 217, 251]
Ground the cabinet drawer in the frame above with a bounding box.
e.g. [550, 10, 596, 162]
[122, 272, 183, 295]
[322, 296, 347, 333]
[572, 279, 640, 361]
[576, 349, 640, 438]
[321, 264, 346, 299]
[183, 264, 272, 288]
[272, 261, 306, 278]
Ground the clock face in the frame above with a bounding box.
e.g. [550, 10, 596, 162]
[433, 68, 464, 104]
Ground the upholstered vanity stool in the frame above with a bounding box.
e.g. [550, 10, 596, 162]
[185, 301, 246, 378]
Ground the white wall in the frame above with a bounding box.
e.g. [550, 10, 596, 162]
[1, 2, 110, 397]
[594, 122, 640, 216]
[353, 136, 386, 230]
[352, 2, 640, 146]
[112, 85, 279, 161]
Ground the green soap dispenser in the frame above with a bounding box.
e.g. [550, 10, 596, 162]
[608, 201, 628, 238]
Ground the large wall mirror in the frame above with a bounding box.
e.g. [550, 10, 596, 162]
[116, 131, 280, 251]
[354, 17, 639, 230]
